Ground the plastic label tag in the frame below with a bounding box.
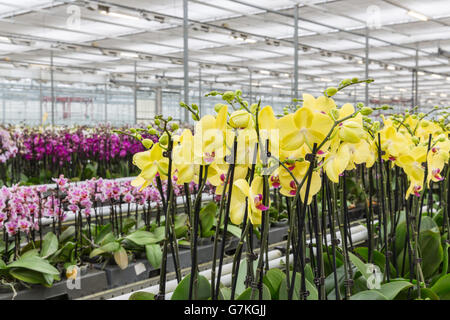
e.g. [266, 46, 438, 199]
[134, 262, 146, 275]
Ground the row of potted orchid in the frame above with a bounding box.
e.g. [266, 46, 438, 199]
[122, 78, 450, 300]
[0, 124, 158, 186]
[0, 174, 224, 292]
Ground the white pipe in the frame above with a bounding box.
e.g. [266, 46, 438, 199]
[110, 223, 369, 300]
[110, 250, 283, 300]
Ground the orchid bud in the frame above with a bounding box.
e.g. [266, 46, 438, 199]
[250, 103, 258, 114]
[149, 128, 157, 135]
[342, 78, 351, 86]
[142, 139, 153, 149]
[351, 77, 359, 83]
[325, 87, 338, 97]
[159, 133, 168, 146]
[222, 91, 235, 102]
[235, 89, 242, 96]
[171, 123, 179, 131]
[214, 103, 226, 113]
[412, 137, 419, 144]
[229, 110, 251, 129]
[420, 120, 430, 128]
[360, 106, 373, 115]
[155, 119, 160, 126]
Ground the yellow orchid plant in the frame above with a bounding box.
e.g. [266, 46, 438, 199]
[121, 77, 449, 301]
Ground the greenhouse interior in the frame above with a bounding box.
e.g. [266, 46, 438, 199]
[0, 0, 449, 303]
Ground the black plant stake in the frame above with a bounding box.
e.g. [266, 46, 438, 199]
[288, 143, 317, 300]
[215, 138, 238, 299]
[377, 133, 391, 282]
[229, 143, 258, 300]
[325, 176, 341, 300]
[188, 165, 209, 300]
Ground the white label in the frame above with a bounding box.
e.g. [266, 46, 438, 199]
[134, 262, 146, 276]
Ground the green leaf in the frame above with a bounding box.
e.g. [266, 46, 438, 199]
[236, 284, 271, 300]
[235, 259, 257, 296]
[218, 287, 231, 300]
[199, 202, 216, 237]
[99, 232, 116, 246]
[145, 244, 162, 269]
[126, 230, 164, 246]
[7, 255, 59, 275]
[171, 274, 211, 300]
[9, 268, 49, 285]
[121, 218, 136, 235]
[419, 229, 443, 279]
[377, 280, 413, 300]
[354, 247, 396, 277]
[60, 226, 75, 242]
[431, 274, 450, 300]
[325, 265, 346, 296]
[175, 225, 188, 238]
[174, 213, 188, 230]
[22, 249, 40, 259]
[323, 251, 343, 277]
[263, 268, 285, 299]
[129, 292, 155, 300]
[350, 290, 388, 300]
[348, 251, 372, 281]
[114, 247, 129, 270]
[223, 224, 242, 239]
[278, 271, 318, 300]
[40, 232, 58, 258]
[89, 241, 120, 258]
[95, 224, 113, 244]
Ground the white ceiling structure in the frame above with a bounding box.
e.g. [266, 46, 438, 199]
[0, 0, 449, 120]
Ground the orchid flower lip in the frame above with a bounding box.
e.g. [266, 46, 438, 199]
[254, 194, 269, 211]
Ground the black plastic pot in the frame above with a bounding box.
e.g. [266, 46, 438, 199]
[0, 267, 108, 300]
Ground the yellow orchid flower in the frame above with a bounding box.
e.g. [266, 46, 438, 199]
[235, 127, 258, 166]
[323, 143, 351, 183]
[173, 129, 196, 185]
[230, 176, 269, 226]
[302, 93, 336, 114]
[257, 105, 281, 164]
[208, 163, 248, 195]
[397, 145, 427, 182]
[405, 178, 424, 199]
[427, 139, 450, 185]
[279, 105, 334, 151]
[378, 124, 411, 161]
[277, 160, 321, 204]
[193, 105, 229, 165]
[131, 143, 168, 190]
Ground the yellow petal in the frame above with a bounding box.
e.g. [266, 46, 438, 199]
[259, 106, 277, 131]
[300, 171, 321, 204]
[234, 179, 250, 197]
[293, 107, 313, 129]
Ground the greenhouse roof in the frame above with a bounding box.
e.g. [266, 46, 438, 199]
[0, 0, 449, 112]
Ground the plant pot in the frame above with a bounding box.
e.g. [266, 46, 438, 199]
[0, 266, 108, 300]
[271, 218, 289, 228]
